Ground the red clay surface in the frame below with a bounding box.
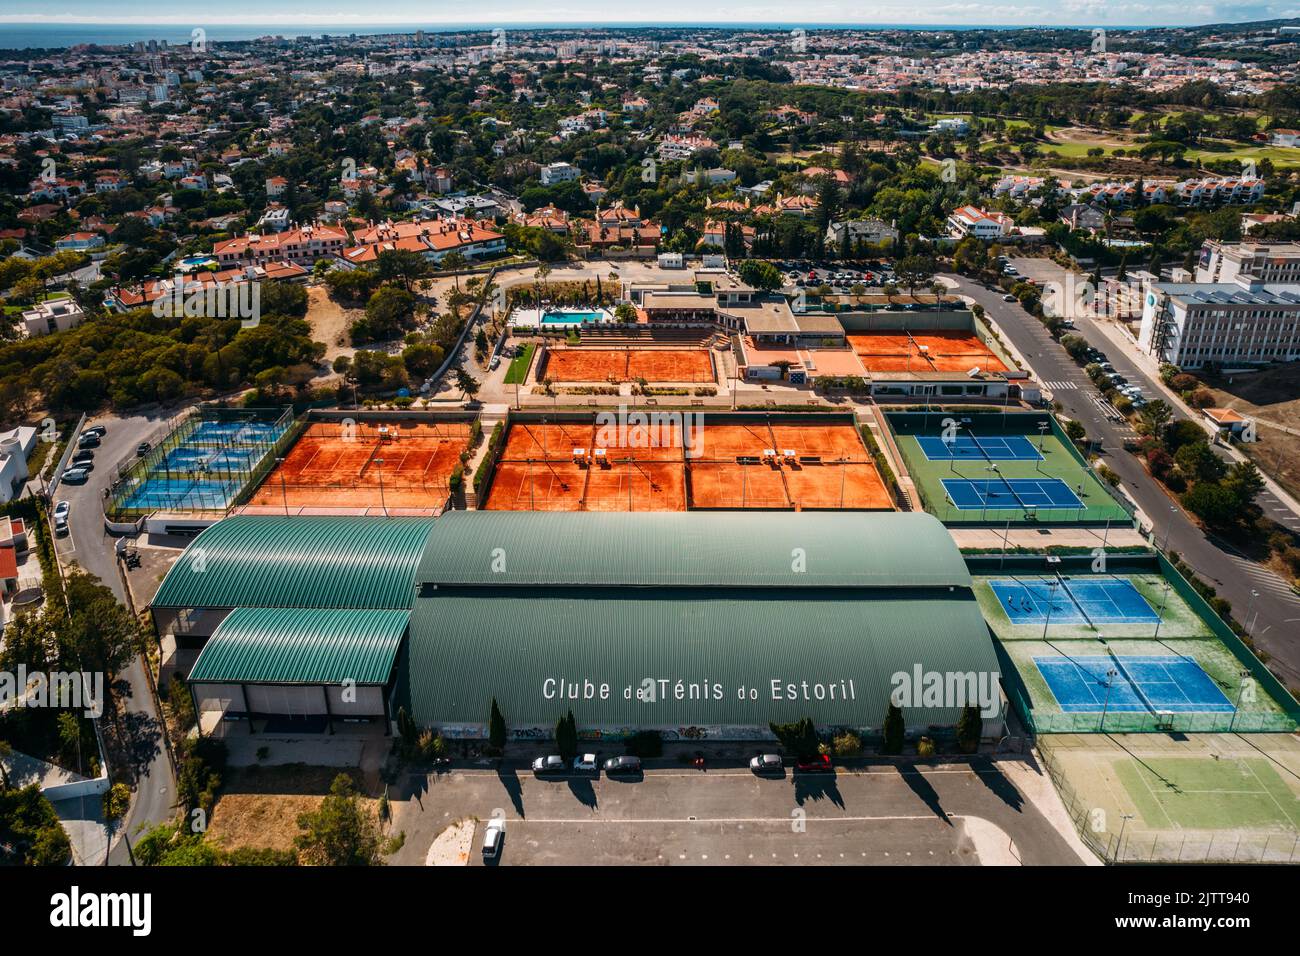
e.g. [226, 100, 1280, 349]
[542, 347, 714, 383]
[687, 462, 791, 509]
[582, 461, 688, 511]
[484, 460, 587, 511]
[248, 421, 468, 511]
[484, 419, 894, 511]
[847, 331, 1008, 373]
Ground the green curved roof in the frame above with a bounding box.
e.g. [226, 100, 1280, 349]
[189, 607, 408, 685]
[152, 515, 436, 610]
[416, 511, 969, 589]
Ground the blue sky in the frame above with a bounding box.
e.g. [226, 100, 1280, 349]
[0, 1, 1295, 27]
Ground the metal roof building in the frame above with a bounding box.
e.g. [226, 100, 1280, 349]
[400, 511, 1003, 741]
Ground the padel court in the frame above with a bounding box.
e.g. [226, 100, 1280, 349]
[991, 577, 1160, 625]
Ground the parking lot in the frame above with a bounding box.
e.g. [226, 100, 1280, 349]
[388, 759, 1089, 867]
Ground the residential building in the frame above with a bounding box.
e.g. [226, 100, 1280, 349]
[947, 205, 1014, 239]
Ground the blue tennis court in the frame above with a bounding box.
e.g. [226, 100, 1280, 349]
[942, 477, 1083, 510]
[917, 435, 1043, 461]
[118, 477, 241, 512]
[1034, 655, 1234, 713]
[991, 577, 1159, 625]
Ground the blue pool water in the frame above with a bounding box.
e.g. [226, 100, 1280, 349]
[541, 311, 607, 325]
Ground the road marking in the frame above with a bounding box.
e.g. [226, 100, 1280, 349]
[1043, 381, 1079, 390]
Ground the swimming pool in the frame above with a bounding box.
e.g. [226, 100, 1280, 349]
[541, 310, 608, 325]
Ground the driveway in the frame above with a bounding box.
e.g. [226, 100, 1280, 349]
[49, 409, 179, 864]
[947, 270, 1300, 686]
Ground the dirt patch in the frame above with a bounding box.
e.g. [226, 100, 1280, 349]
[425, 819, 476, 866]
[206, 765, 380, 854]
[306, 286, 362, 362]
[1203, 364, 1300, 503]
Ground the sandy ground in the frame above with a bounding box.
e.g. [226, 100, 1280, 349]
[425, 819, 475, 865]
[206, 765, 379, 854]
[1205, 363, 1300, 503]
[306, 285, 363, 363]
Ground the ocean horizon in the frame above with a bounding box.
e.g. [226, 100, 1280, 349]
[0, 21, 1160, 51]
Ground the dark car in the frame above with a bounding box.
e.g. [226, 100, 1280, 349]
[531, 755, 566, 775]
[72, 449, 94, 464]
[84, 425, 107, 438]
[77, 434, 100, 449]
[136, 441, 152, 456]
[602, 755, 642, 775]
[795, 754, 833, 773]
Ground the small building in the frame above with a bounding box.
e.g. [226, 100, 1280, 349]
[21, 298, 85, 337]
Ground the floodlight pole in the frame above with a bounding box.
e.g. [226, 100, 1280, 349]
[1042, 579, 1057, 641]
[1099, 668, 1118, 732]
[277, 457, 288, 516]
[375, 458, 387, 517]
[1117, 813, 1135, 860]
[1228, 669, 1252, 733]
[1153, 577, 1172, 640]
[1000, 517, 1011, 571]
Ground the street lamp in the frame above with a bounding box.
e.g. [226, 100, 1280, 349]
[374, 458, 387, 517]
[1041, 579, 1059, 641]
[1100, 668, 1118, 732]
[276, 457, 288, 516]
[1117, 812, 1136, 861]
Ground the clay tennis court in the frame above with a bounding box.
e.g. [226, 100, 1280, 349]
[582, 461, 688, 511]
[247, 421, 468, 512]
[687, 462, 791, 509]
[847, 331, 1008, 373]
[784, 462, 893, 509]
[484, 417, 895, 511]
[502, 421, 596, 459]
[484, 460, 588, 511]
[542, 347, 715, 383]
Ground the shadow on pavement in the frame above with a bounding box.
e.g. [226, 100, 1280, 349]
[970, 756, 1026, 813]
[793, 773, 845, 808]
[898, 765, 951, 824]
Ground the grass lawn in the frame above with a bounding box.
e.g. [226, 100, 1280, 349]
[504, 342, 536, 384]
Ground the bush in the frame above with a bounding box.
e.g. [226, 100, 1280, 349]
[831, 730, 863, 757]
[916, 737, 936, 758]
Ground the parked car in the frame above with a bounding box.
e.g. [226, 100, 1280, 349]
[1002, 294, 1017, 302]
[531, 755, 566, 775]
[136, 442, 152, 456]
[481, 817, 505, 859]
[61, 467, 89, 484]
[71, 449, 94, 464]
[83, 425, 107, 438]
[603, 755, 642, 775]
[77, 434, 100, 449]
[795, 754, 833, 773]
[573, 753, 598, 772]
[52, 501, 70, 535]
[749, 754, 784, 774]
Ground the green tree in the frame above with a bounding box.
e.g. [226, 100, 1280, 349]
[768, 717, 819, 759]
[1138, 399, 1173, 439]
[882, 702, 905, 755]
[488, 697, 507, 753]
[1174, 442, 1227, 483]
[736, 259, 784, 292]
[955, 705, 982, 754]
[1181, 482, 1243, 528]
[554, 710, 578, 761]
[294, 773, 383, 866]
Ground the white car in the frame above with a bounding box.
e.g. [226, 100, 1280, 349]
[52, 501, 70, 535]
[573, 753, 598, 772]
[481, 817, 505, 859]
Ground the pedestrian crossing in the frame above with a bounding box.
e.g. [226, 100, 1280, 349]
[1042, 380, 1079, 390]
[1225, 553, 1300, 603]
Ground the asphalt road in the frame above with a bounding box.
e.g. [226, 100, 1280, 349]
[49, 410, 179, 864]
[946, 270, 1300, 687]
[391, 761, 1086, 866]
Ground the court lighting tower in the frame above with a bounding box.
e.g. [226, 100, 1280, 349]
[1099, 668, 1118, 732]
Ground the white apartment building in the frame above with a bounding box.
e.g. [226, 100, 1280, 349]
[1139, 242, 1300, 368]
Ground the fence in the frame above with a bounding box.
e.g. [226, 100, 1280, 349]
[105, 405, 296, 519]
[1036, 741, 1300, 863]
